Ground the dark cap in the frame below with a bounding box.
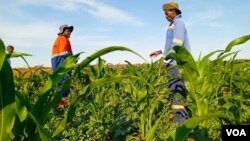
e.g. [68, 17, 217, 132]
[163, 2, 182, 14]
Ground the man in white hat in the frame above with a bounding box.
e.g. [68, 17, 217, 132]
[51, 24, 74, 108]
[150, 2, 190, 123]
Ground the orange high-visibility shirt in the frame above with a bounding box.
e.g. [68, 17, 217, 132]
[52, 35, 72, 57]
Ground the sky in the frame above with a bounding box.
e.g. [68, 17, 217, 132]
[1, 0, 250, 68]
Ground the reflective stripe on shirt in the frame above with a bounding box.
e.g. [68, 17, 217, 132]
[52, 51, 71, 58]
[173, 38, 184, 45]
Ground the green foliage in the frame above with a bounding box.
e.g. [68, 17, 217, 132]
[0, 35, 250, 141]
[165, 34, 250, 141]
[0, 39, 16, 141]
[225, 35, 250, 52]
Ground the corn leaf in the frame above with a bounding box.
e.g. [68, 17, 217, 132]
[167, 112, 233, 141]
[165, 46, 199, 101]
[0, 39, 6, 69]
[15, 95, 27, 122]
[74, 46, 146, 75]
[146, 110, 166, 141]
[0, 39, 16, 141]
[225, 35, 250, 52]
[9, 51, 32, 58]
[27, 112, 54, 141]
[25, 53, 81, 140]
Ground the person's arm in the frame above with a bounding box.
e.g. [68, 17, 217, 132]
[149, 50, 162, 58]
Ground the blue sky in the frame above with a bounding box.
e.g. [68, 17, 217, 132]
[1, 0, 250, 68]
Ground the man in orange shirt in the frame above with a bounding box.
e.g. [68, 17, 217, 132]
[51, 24, 73, 108]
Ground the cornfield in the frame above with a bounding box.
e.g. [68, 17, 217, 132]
[0, 35, 250, 141]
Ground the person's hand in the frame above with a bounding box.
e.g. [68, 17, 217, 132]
[149, 50, 162, 58]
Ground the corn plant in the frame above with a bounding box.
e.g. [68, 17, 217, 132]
[122, 59, 171, 141]
[0, 39, 16, 141]
[2, 34, 250, 141]
[1, 36, 151, 140]
[165, 35, 250, 141]
[0, 38, 34, 141]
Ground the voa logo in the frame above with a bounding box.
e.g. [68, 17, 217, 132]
[226, 129, 246, 136]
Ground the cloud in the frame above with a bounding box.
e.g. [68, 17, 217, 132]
[20, 0, 79, 11]
[19, 0, 144, 26]
[197, 10, 223, 21]
[0, 22, 58, 48]
[78, 0, 144, 26]
[186, 7, 230, 28]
